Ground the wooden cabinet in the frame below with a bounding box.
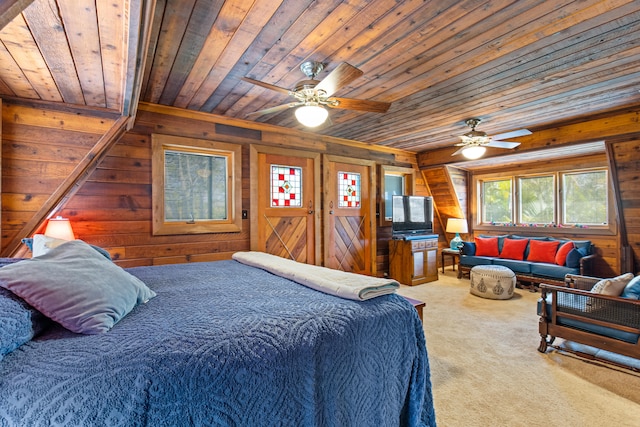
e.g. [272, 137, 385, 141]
[389, 235, 439, 286]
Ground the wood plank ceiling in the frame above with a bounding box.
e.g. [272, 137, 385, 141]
[1, 0, 639, 156]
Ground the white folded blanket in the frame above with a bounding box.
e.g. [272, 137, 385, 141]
[232, 251, 399, 301]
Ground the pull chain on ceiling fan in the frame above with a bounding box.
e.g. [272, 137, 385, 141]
[242, 61, 391, 128]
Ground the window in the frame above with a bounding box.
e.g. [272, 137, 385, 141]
[477, 168, 608, 228]
[380, 165, 415, 226]
[519, 175, 554, 224]
[152, 134, 242, 235]
[563, 170, 608, 225]
[481, 179, 512, 224]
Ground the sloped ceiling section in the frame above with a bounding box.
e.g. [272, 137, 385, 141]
[0, 0, 639, 154]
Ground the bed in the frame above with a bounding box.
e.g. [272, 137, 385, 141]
[0, 240, 436, 426]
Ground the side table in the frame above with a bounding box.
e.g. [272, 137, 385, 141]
[441, 248, 461, 273]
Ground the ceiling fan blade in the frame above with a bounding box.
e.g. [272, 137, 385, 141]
[328, 97, 391, 113]
[485, 141, 521, 149]
[491, 129, 531, 140]
[315, 63, 363, 97]
[241, 77, 291, 95]
[245, 103, 300, 118]
[451, 146, 467, 156]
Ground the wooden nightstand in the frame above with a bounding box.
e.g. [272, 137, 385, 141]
[441, 248, 461, 273]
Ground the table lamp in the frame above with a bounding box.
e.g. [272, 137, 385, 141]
[44, 216, 75, 241]
[446, 218, 468, 249]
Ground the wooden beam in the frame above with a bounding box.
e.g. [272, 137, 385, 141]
[4, 115, 131, 257]
[417, 110, 640, 169]
[123, 0, 157, 127]
[0, 0, 33, 30]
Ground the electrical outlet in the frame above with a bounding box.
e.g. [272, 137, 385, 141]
[242, 210, 248, 219]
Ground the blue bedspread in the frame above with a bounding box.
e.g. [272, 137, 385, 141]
[0, 260, 435, 426]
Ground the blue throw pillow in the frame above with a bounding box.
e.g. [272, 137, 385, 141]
[0, 288, 49, 360]
[461, 241, 476, 256]
[621, 275, 640, 299]
[565, 247, 587, 269]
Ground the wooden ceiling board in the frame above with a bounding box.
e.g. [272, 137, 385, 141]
[1, 0, 639, 156]
[184, 0, 286, 110]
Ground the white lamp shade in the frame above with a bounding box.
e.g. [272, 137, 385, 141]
[295, 105, 328, 127]
[446, 218, 468, 234]
[44, 216, 75, 241]
[461, 145, 486, 159]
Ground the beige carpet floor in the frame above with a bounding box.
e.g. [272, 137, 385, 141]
[397, 269, 640, 427]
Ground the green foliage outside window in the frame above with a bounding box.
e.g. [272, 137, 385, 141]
[478, 169, 608, 227]
[482, 179, 512, 223]
[520, 176, 554, 224]
[563, 171, 607, 225]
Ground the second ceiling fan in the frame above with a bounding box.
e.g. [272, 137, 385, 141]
[452, 118, 531, 159]
[242, 61, 391, 127]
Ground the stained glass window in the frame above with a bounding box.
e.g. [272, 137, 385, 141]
[271, 165, 302, 207]
[338, 171, 361, 208]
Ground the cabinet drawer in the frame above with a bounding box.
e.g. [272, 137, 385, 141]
[424, 239, 438, 248]
[412, 240, 425, 250]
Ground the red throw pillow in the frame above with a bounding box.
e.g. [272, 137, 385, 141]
[475, 237, 499, 257]
[527, 240, 560, 264]
[499, 238, 529, 260]
[555, 241, 575, 266]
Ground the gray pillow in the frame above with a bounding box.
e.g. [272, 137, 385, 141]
[0, 240, 156, 334]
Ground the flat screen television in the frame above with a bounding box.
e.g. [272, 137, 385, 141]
[392, 195, 434, 236]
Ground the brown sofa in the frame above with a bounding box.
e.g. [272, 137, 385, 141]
[538, 274, 640, 370]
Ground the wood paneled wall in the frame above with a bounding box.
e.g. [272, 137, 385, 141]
[2, 99, 635, 276]
[1, 99, 120, 253]
[610, 136, 640, 273]
[2, 100, 418, 269]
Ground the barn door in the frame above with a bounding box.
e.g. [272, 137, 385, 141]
[323, 155, 376, 275]
[251, 146, 321, 265]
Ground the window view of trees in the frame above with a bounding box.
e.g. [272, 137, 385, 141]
[164, 151, 228, 222]
[563, 170, 607, 225]
[519, 176, 554, 224]
[482, 179, 512, 223]
[479, 169, 608, 227]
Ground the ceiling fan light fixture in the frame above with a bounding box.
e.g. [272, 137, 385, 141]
[461, 145, 486, 159]
[295, 104, 328, 127]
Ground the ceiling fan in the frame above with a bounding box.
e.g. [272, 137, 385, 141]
[452, 118, 531, 159]
[242, 61, 391, 127]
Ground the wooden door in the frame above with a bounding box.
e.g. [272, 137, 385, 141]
[251, 146, 320, 264]
[323, 155, 376, 275]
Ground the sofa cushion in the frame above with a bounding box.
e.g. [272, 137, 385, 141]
[459, 255, 494, 268]
[527, 240, 560, 264]
[492, 258, 532, 274]
[475, 237, 499, 257]
[621, 275, 640, 300]
[555, 241, 574, 266]
[530, 262, 579, 280]
[499, 238, 529, 260]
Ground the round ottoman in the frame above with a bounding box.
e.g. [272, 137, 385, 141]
[470, 265, 516, 300]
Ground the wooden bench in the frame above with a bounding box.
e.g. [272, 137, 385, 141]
[402, 296, 425, 322]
